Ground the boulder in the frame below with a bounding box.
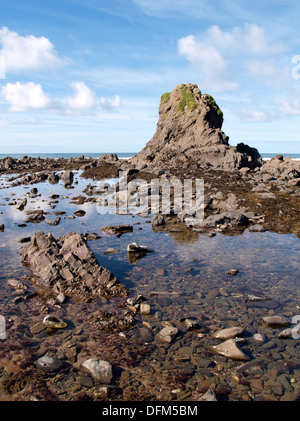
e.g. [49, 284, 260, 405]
[199, 211, 249, 228]
[20, 230, 127, 301]
[60, 170, 74, 184]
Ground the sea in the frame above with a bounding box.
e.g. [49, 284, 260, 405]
[0, 152, 299, 160]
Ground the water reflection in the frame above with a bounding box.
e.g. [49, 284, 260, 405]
[0, 171, 299, 402]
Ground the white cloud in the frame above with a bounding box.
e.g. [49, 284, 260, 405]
[207, 23, 285, 56]
[178, 34, 239, 92]
[67, 81, 96, 110]
[238, 108, 272, 122]
[178, 23, 287, 92]
[1, 82, 53, 111]
[274, 98, 300, 116]
[0, 27, 66, 73]
[132, 0, 235, 20]
[100, 95, 121, 110]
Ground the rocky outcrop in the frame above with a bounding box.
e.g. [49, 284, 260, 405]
[260, 155, 300, 181]
[20, 230, 127, 301]
[130, 83, 263, 172]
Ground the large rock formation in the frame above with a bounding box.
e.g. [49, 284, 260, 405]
[20, 231, 127, 301]
[130, 83, 263, 172]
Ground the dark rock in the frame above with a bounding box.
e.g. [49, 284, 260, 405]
[248, 224, 266, 232]
[235, 360, 266, 377]
[130, 83, 263, 172]
[152, 214, 166, 226]
[199, 211, 249, 228]
[30, 321, 46, 335]
[247, 299, 280, 309]
[60, 170, 74, 184]
[262, 316, 290, 328]
[44, 217, 61, 226]
[85, 232, 101, 241]
[182, 317, 201, 331]
[260, 155, 300, 181]
[74, 210, 86, 217]
[20, 230, 127, 301]
[48, 173, 60, 184]
[139, 327, 154, 343]
[16, 198, 27, 210]
[157, 296, 173, 307]
[227, 269, 239, 276]
[25, 209, 45, 223]
[102, 225, 133, 236]
[78, 375, 94, 388]
[18, 237, 31, 243]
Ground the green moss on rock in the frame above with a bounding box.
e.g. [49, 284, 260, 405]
[176, 86, 198, 112]
[202, 94, 223, 117]
[161, 92, 171, 103]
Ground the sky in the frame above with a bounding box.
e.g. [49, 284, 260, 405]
[0, 0, 300, 154]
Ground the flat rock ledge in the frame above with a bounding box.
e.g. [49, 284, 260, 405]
[20, 230, 127, 301]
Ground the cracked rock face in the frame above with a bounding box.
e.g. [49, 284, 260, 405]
[20, 230, 127, 301]
[130, 83, 263, 172]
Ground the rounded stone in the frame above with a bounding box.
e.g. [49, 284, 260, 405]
[253, 333, 266, 344]
[139, 327, 154, 343]
[81, 358, 113, 383]
[43, 315, 67, 329]
[37, 355, 63, 372]
[213, 326, 244, 340]
[140, 303, 151, 315]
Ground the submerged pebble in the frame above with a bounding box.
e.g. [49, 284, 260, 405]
[37, 356, 64, 372]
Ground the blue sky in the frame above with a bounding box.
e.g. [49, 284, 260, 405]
[0, 0, 300, 154]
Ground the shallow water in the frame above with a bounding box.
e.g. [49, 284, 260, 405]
[0, 171, 299, 401]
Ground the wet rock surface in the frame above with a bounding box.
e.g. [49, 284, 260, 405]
[20, 230, 127, 301]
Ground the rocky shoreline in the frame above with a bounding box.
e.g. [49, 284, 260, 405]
[0, 83, 299, 402]
[1, 151, 299, 237]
